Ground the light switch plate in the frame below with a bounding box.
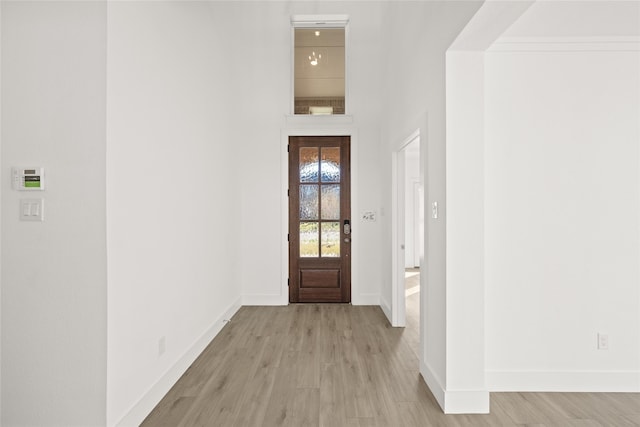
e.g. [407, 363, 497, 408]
[20, 199, 44, 222]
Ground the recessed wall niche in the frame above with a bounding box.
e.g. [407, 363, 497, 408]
[294, 28, 345, 115]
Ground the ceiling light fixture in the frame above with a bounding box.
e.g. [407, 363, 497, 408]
[309, 51, 321, 66]
[315, 31, 320, 36]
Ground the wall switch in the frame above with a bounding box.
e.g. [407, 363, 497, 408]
[597, 333, 609, 350]
[431, 202, 438, 219]
[20, 199, 44, 221]
[158, 336, 166, 356]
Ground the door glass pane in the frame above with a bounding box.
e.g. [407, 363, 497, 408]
[300, 222, 319, 257]
[299, 185, 319, 220]
[300, 147, 319, 182]
[321, 147, 340, 182]
[321, 185, 340, 220]
[321, 222, 340, 257]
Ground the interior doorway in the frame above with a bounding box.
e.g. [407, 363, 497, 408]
[391, 131, 423, 327]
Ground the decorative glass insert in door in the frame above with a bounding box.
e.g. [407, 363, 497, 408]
[299, 147, 341, 257]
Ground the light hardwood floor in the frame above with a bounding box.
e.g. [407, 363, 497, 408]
[142, 300, 640, 426]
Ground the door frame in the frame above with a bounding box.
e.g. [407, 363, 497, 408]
[391, 129, 422, 327]
[412, 181, 423, 268]
[281, 126, 359, 305]
[288, 135, 351, 303]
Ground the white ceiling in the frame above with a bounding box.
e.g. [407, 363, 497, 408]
[450, 0, 639, 52]
[500, 0, 640, 39]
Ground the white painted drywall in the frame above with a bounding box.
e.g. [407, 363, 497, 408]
[485, 46, 640, 391]
[232, 1, 385, 305]
[1, 2, 107, 425]
[445, 50, 488, 412]
[106, 2, 241, 424]
[6, 1, 636, 424]
[381, 0, 484, 409]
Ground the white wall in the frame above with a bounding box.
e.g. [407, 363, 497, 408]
[443, 0, 640, 403]
[232, 1, 385, 306]
[381, 2, 480, 412]
[6, 1, 637, 424]
[485, 46, 640, 391]
[446, 50, 488, 412]
[106, 2, 388, 421]
[1, 2, 107, 425]
[381, 0, 483, 410]
[106, 2, 242, 424]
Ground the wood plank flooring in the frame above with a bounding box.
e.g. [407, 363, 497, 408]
[142, 302, 640, 426]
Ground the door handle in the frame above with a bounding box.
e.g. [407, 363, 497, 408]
[344, 237, 351, 243]
[343, 219, 351, 235]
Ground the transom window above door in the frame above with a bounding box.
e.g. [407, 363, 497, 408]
[292, 16, 348, 115]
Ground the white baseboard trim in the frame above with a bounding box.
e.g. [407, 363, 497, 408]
[115, 298, 242, 427]
[241, 294, 286, 306]
[487, 370, 640, 392]
[421, 360, 446, 411]
[443, 389, 490, 414]
[380, 297, 392, 325]
[421, 361, 489, 414]
[353, 293, 380, 306]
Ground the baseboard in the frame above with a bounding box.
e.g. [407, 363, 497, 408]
[380, 297, 392, 324]
[114, 298, 242, 427]
[420, 361, 489, 414]
[353, 293, 380, 306]
[487, 370, 640, 392]
[443, 389, 490, 414]
[420, 360, 446, 411]
[241, 294, 287, 306]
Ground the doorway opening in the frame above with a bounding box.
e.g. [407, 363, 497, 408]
[392, 131, 423, 327]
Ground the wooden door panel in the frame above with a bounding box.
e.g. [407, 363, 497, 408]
[289, 136, 351, 303]
[300, 269, 340, 288]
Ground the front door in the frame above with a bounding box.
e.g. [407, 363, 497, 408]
[289, 136, 351, 303]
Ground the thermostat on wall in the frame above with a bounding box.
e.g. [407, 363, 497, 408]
[13, 167, 45, 191]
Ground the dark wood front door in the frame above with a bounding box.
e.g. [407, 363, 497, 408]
[289, 136, 351, 303]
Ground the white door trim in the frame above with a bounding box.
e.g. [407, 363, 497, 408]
[281, 126, 359, 305]
[413, 181, 423, 268]
[391, 129, 421, 327]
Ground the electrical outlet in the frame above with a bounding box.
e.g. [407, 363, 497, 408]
[597, 333, 609, 350]
[158, 336, 166, 356]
